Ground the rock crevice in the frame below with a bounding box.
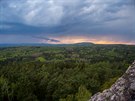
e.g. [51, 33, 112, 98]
[89, 61, 135, 101]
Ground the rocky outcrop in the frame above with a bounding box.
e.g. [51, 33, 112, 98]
[89, 61, 135, 101]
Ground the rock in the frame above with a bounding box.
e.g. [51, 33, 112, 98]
[89, 61, 135, 101]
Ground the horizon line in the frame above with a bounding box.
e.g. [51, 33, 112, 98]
[0, 42, 135, 45]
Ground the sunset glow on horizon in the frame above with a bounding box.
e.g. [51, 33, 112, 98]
[41, 35, 135, 45]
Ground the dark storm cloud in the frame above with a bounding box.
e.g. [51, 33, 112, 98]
[0, 22, 70, 34]
[0, 0, 134, 43]
[32, 36, 60, 43]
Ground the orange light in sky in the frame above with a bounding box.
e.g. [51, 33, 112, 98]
[41, 35, 135, 45]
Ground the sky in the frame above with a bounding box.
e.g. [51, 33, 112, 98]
[0, 0, 135, 44]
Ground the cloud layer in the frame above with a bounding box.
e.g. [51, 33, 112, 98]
[0, 0, 135, 44]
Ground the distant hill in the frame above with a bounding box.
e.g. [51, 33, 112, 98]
[0, 42, 94, 47]
[0, 43, 53, 47]
[0, 42, 133, 48]
[74, 42, 94, 46]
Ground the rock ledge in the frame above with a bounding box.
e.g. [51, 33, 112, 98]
[89, 61, 135, 101]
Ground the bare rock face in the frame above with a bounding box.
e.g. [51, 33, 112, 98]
[89, 61, 135, 101]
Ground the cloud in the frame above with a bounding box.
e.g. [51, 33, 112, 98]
[0, 34, 40, 43]
[0, 24, 12, 29]
[1, 0, 65, 26]
[32, 36, 60, 43]
[0, 0, 134, 44]
[1, 0, 133, 27]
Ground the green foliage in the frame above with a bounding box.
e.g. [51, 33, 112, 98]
[75, 85, 91, 101]
[0, 76, 15, 101]
[0, 45, 135, 101]
[36, 57, 46, 62]
[100, 77, 119, 91]
[60, 95, 74, 101]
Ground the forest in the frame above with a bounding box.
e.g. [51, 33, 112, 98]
[0, 44, 135, 101]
